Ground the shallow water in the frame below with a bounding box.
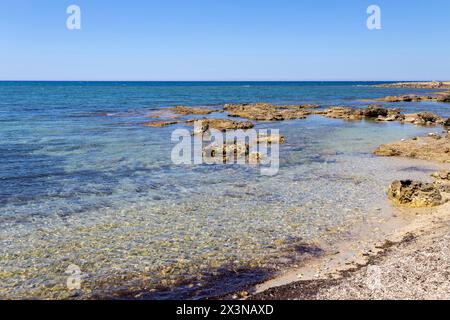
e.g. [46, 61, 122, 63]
[0, 82, 449, 299]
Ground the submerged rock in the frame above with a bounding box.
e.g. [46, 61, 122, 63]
[388, 180, 444, 207]
[255, 133, 286, 144]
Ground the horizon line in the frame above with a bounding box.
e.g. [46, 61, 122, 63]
[0, 79, 440, 82]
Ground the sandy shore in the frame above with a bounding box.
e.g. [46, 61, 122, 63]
[246, 169, 450, 300]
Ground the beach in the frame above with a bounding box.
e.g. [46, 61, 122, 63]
[1, 81, 450, 300]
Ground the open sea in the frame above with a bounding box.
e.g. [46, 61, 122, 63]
[1, 81, 449, 299]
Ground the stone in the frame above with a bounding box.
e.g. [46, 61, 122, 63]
[374, 135, 450, 163]
[224, 103, 316, 121]
[388, 180, 444, 207]
[255, 133, 285, 144]
[169, 106, 214, 115]
[143, 120, 179, 127]
[431, 171, 450, 193]
[444, 118, 450, 127]
[187, 118, 254, 132]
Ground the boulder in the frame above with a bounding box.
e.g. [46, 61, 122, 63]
[388, 180, 444, 207]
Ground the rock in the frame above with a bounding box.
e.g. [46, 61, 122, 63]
[315, 106, 363, 120]
[374, 81, 450, 89]
[402, 112, 443, 125]
[388, 180, 444, 207]
[444, 118, 450, 127]
[187, 118, 254, 132]
[223, 103, 316, 121]
[248, 152, 263, 164]
[362, 105, 389, 117]
[203, 142, 250, 163]
[374, 135, 450, 163]
[169, 106, 214, 115]
[318, 105, 402, 121]
[255, 133, 285, 144]
[431, 171, 450, 193]
[436, 94, 450, 103]
[378, 94, 426, 102]
[143, 120, 179, 127]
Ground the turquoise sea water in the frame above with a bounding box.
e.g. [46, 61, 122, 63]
[1, 81, 449, 299]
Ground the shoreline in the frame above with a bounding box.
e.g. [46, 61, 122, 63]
[2, 81, 450, 300]
[247, 200, 450, 300]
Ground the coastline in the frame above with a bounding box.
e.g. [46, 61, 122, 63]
[2, 81, 450, 300]
[222, 81, 450, 300]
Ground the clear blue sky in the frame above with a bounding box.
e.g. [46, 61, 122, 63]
[1, 0, 449, 81]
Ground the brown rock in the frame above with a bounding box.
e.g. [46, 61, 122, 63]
[169, 106, 214, 115]
[316, 106, 363, 120]
[388, 180, 444, 207]
[374, 135, 450, 163]
[143, 120, 179, 127]
[374, 81, 450, 89]
[187, 118, 254, 132]
[224, 103, 316, 121]
[444, 118, 450, 127]
[255, 133, 286, 144]
[436, 94, 450, 103]
[431, 171, 450, 193]
[402, 112, 443, 125]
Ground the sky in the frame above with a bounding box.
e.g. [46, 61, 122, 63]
[1, 0, 449, 81]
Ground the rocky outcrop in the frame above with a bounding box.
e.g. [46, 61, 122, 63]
[315, 106, 363, 120]
[187, 118, 254, 132]
[168, 106, 215, 115]
[374, 81, 450, 89]
[374, 135, 450, 163]
[444, 118, 450, 127]
[378, 94, 431, 103]
[436, 94, 450, 103]
[388, 180, 444, 207]
[223, 103, 318, 121]
[316, 105, 402, 121]
[431, 171, 450, 193]
[401, 112, 444, 125]
[378, 93, 450, 104]
[143, 120, 180, 127]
